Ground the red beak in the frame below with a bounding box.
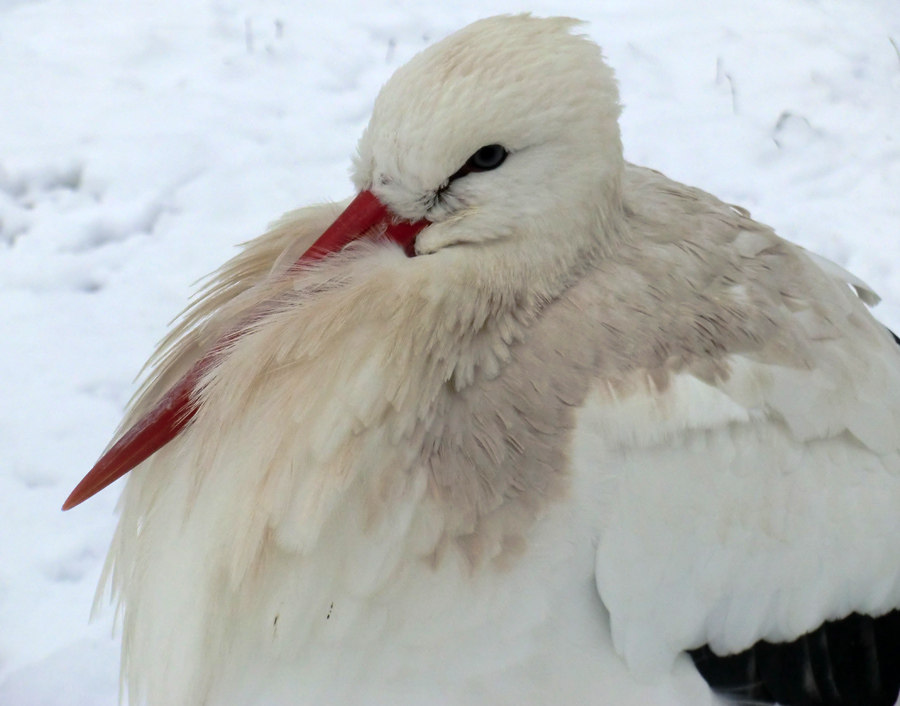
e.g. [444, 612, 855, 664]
[62, 191, 428, 510]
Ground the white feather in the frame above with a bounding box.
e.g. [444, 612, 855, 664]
[590, 338, 900, 680]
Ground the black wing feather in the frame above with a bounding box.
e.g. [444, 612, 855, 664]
[689, 601, 900, 704]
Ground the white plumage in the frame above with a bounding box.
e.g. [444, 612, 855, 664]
[67, 14, 900, 706]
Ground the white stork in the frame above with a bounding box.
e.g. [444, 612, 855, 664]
[65, 14, 900, 706]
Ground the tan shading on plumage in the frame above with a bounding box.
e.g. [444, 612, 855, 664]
[68, 14, 900, 706]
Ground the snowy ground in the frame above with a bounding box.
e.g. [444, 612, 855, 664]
[0, 0, 898, 704]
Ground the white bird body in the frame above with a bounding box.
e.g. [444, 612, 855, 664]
[70, 15, 900, 706]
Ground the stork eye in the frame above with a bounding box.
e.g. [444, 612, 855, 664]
[445, 144, 509, 184]
[466, 144, 508, 172]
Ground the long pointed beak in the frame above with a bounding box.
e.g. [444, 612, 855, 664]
[63, 190, 428, 511]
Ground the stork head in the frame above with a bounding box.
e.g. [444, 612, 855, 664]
[354, 14, 625, 288]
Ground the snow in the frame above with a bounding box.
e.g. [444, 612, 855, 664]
[0, 0, 898, 703]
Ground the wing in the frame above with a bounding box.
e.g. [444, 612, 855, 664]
[582, 166, 900, 703]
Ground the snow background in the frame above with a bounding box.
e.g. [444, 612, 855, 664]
[0, 0, 898, 703]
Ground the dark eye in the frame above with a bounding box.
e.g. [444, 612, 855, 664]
[446, 144, 509, 183]
[466, 144, 508, 172]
